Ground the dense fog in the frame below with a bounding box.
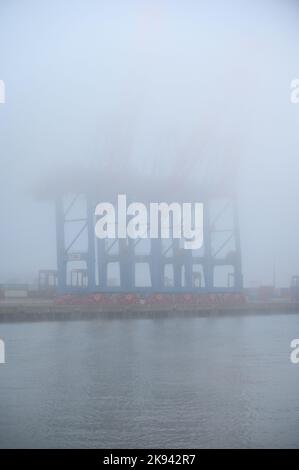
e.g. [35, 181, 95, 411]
[0, 0, 299, 287]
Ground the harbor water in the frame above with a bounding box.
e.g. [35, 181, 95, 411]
[0, 313, 299, 448]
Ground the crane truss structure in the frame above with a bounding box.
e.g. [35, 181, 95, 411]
[55, 192, 243, 294]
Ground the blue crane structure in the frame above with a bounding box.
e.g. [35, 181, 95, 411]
[53, 172, 243, 294]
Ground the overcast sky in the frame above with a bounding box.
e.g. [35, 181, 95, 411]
[0, 0, 299, 287]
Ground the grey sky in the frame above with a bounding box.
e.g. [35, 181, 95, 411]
[0, 0, 299, 286]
